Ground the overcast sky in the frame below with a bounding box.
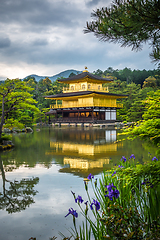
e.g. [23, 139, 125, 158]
[0, 0, 157, 80]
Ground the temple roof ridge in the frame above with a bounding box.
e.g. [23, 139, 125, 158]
[44, 91, 128, 99]
[57, 71, 113, 83]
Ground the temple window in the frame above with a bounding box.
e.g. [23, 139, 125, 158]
[98, 85, 101, 90]
[88, 84, 91, 89]
[82, 84, 85, 90]
[71, 86, 74, 90]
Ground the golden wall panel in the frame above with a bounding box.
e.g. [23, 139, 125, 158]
[78, 97, 93, 105]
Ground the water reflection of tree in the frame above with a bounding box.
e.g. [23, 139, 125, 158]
[0, 156, 39, 213]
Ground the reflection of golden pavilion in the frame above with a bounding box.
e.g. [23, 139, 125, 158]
[46, 129, 123, 176]
[63, 157, 110, 169]
[49, 141, 117, 157]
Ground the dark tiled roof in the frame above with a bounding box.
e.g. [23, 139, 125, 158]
[57, 71, 113, 83]
[45, 109, 57, 115]
[44, 91, 128, 99]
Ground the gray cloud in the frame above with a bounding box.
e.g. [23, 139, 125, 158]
[31, 39, 48, 46]
[86, 0, 111, 8]
[0, 0, 84, 28]
[86, 0, 102, 6]
[0, 37, 11, 48]
[0, 0, 155, 80]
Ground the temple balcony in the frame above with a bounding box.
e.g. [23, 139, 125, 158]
[63, 86, 109, 93]
[50, 102, 123, 109]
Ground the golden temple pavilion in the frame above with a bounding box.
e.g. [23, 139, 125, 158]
[45, 69, 127, 123]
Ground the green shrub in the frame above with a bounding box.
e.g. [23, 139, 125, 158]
[0, 133, 12, 144]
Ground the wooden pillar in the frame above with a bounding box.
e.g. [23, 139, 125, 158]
[92, 109, 94, 121]
[56, 110, 58, 120]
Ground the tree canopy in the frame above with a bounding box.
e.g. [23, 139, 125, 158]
[0, 79, 40, 140]
[125, 90, 160, 148]
[85, 0, 160, 63]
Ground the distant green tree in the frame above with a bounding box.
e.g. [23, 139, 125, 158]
[34, 107, 50, 124]
[42, 77, 52, 91]
[23, 76, 36, 82]
[52, 79, 67, 94]
[118, 68, 132, 84]
[69, 72, 76, 78]
[142, 76, 157, 88]
[93, 69, 103, 76]
[85, 0, 160, 63]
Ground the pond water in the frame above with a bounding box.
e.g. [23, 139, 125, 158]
[0, 127, 158, 240]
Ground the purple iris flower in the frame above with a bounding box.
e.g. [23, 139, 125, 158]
[129, 154, 135, 159]
[152, 157, 158, 161]
[141, 179, 147, 185]
[90, 199, 100, 211]
[141, 181, 146, 185]
[141, 179, 153, 188]
[121, 156, 127, 162]
[112, 189, 120, 199]
[105, 182, 120, 200]
[75, 195, 83, 204]
[118, 165, 124, 168]
[65, 208, 78, 218]
[105, 191, 113, 201]
[106, 183, 116, 192]
[106, 189, 120, 200]
[112, 171, 116, 176]
[87, 173, 94, 180]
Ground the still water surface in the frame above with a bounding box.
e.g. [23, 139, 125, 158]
[0, 127, 158, 240]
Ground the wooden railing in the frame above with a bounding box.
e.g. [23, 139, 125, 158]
[63, 86, 109, 93]
[50, 102, 123, 109]
[49, 118, 116, 124]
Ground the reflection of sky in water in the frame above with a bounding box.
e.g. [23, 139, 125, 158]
[0, 162, 96, 240]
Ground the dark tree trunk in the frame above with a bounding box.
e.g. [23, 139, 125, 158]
[0, 157, 6, 196]
[0, 96, 5, 140]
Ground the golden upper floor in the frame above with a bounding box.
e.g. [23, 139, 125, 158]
[58, 71, 113, 94]
[63, 84, 109, 93]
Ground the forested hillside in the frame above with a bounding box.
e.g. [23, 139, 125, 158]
[93, 67, 160, 86]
